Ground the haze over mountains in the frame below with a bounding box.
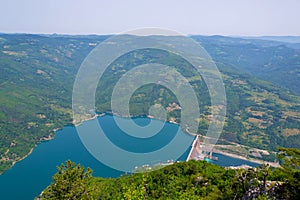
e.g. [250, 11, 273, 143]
[0, 34, 300, 174]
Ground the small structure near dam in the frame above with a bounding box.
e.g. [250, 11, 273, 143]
[186, 135, 218, 161]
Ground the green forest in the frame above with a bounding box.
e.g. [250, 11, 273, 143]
[1, 34, 300, 173]
[38, 147, 300, 200]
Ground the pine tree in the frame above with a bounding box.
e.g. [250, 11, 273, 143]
[40, 160, 93, 200]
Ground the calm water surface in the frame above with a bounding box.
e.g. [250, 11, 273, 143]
[0, 115, 258, 200]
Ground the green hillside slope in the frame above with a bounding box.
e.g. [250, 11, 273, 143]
[193, 35, 300, 95]
[39, 148, 300, 200]
[0, 34, 299, 174]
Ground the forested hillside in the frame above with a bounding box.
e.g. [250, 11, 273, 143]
[0, 34, 107, 172]
[193, 35, 300, 95]
[0, 34, 299, 173]
[39, 148, 300, 199]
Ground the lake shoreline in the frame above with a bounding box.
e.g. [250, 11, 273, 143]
[213, 149, 280, 168]
[68, 112, 281, 169]
[1, 147, 35, 176]
[2, 112, 278, 176]
[0, 114, 281, 200]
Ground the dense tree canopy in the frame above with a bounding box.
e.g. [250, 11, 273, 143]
[40, 160, 93, 200]
[39, 149, 300, 199]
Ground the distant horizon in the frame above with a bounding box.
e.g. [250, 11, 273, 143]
[1, 31, 300, 38]
[1, 0, 299, 37]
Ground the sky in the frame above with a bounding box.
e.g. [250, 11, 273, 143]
[0, 0, 299, 36]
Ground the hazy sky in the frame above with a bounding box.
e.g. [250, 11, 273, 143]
[1, 0, 299, 36]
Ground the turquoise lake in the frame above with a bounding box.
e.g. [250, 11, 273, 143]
[0, 115, 258, 200]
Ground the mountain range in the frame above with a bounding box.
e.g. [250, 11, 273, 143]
[0, 34, 299, 174]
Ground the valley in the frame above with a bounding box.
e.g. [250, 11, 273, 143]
[0, 34, 300, 174]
